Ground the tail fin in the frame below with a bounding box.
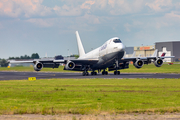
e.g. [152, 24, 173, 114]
[161, 53, 166, 57]
[152, 49, 158, 57]
[75, 31, 85, 57]
[131, 51, 136, 57]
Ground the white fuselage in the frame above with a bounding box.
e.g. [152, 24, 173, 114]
[79, 37, 125, 59]
[78, 37, 125, 69]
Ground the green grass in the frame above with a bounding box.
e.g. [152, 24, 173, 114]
[1, 63, 180, 73]
[1, 78, 180, 115]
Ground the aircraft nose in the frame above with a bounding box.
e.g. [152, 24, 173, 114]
[118, 43, 125, 52]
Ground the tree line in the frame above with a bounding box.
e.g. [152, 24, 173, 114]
[8, 53, 40, 60]
[0, 53, 40, 67]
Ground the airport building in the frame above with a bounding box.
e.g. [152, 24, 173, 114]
[133, 41, 180, 62]
[134, 45, 155, 57]
[155, 41, 180, 62]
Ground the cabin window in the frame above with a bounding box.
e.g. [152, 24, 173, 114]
[113, 39, 122, 43]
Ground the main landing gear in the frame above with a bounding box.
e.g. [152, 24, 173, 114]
[114, 71, 120, 75]
[102, 70, 108, 75]
[83, 71, 97, 76]
[91, 71, 97, 75]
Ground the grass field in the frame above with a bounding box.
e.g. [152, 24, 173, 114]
[1, 78, 180, 115]
[0, 63, 180, 73]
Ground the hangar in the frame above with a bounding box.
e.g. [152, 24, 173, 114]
[155, 41, 180, 62]
[125, 41, 180, 62]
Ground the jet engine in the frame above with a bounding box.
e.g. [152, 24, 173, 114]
[154, 58, 163, 67]
[34, 62, 43, 71]
[133, 59, 144, 69]
[64, 61, 75, 70]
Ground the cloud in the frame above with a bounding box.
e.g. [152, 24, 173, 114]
[0, 0, 52, 18]
[165, 11, 180, 19]
[26, 18, 54, 27]
[82, 14, 100, 24]
[108, 0, 144, 15]
[81, 1, 95, 9]
[53, 5, 82, 16]
[145, 0, 173, 12]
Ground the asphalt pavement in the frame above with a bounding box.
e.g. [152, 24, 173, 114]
[0, 71, 180, 80]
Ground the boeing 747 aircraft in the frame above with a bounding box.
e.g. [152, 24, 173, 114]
[10, 31, 174, 76]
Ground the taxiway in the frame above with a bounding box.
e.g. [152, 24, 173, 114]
[0, 71, 179, 80]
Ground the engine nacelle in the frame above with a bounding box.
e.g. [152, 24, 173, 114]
[133, 59, 144, 69]
[154, 58, 163, 67]
[34, 62, 43, 71]
[64, 61, 75, 70]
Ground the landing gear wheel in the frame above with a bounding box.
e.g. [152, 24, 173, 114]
[91, 72, 97, 75]
[91, 72, 94, 75]
[114, 71, 120, 75]
[102, 71, 108, 75]
[102, 71, 105, 75]
[83, 72, 86, 76]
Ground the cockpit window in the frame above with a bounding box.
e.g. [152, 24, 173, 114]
[113, 39, 122, 43]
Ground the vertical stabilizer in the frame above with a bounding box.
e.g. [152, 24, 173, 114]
[152, 49, 158, 57]
[131, 51, 136, 57]
[75, 31, 85, 57]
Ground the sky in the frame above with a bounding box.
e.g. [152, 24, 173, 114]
[0, 0, 180, 59]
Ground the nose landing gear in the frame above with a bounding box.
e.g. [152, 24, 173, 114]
[114, 58, 120, 75]
[82, 71, 89, 76]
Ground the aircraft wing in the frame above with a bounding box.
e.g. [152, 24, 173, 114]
[121, 57, 146, 61]
[121, 49, 174, 62]
[9, 59, 65, 64]
[68, 59, 99, 65]
[121, 56, 174, 62]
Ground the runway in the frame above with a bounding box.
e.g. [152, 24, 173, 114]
[0, 71, 180, 80]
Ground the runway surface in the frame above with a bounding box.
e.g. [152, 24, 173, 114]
[0, 71, 180, 80]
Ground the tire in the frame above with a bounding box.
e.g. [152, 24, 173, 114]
[91, 72, 94, 75]
[83, 72, 86, 76]
[102, 71, 104, 75]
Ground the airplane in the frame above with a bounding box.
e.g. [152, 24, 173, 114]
[9, 31, 175, 76]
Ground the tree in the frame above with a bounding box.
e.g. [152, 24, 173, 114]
[70, 54, 79, 59]
[31, 53, 40, 59]
[0, 59, 8, 67]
